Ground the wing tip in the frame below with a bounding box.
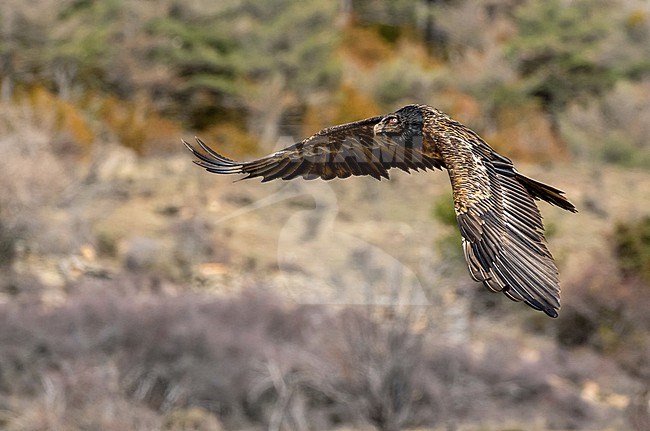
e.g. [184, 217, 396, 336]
[545, 307, 559, 318]
[523, 296, 559, 318]
[182, 136, 245, 175]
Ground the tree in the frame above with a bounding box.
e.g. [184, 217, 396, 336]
[50, 0, 166, 100]
[507, 0, 616, 123]
[152, 0, 340, 147]
[0, 2, 52, 100]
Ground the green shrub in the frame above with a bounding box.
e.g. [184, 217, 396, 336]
[614, 217, 650, 283]
[431, 195, 457, 227]
[0, 221, 18, 266]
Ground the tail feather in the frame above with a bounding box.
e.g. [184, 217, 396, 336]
[516, 173, 577, 213]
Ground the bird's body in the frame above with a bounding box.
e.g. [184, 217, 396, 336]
[184, 104, 576, 317]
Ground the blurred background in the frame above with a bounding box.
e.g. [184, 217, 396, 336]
[1, 0, 649, 430]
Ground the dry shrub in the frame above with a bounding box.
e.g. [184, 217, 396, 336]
[487, 101, 569, 163]
[557, 239, 650, 380]
[0, 283, 635, 430]
[300, 84, 380, 150]
[334, 84, 382, 125]
[314, 309, 432, 431]
[54, 102, 93, 151]
[122, 237, 171, 274]
[170, 217, 222, 280]
[199, 122, 259, 158]
[3, 362, 161, 431]
[162, 407, 223, 431]
[0, 97, 83, 259]
[339, 25, 395, 68]
[0, 103, 76, 202]
[112, 291, 311, 420]
[301, 98, 340, 136]
[10, 85, 182, 158]
[99, 94, 182, 155]
[0, 292, 419, 429]
[435, 87, 482, 127]
[27, 86, 94, 154]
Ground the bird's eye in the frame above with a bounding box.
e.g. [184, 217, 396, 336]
[388, 117, 399, 125]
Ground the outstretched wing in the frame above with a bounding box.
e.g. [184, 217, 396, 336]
[184, 116, 442, 182]
[446, 138, 562, 317]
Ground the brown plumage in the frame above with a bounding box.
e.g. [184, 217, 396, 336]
[184, 104, 577, 317]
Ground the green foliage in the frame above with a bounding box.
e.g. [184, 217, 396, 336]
[0, 220, 18, 266]
[431, 196, 465, 264]
[600, 135, 650, 169]
[435, 229, 464, 265]
[44, 0, 128, 96]
[560, 79, 650, 169]
[431, 195, 457, 227]
[95, 229, 118, 258]
[485, 83, 530, 113]
[150, 0, 340, 133]
[1, 0, 649, 164]
[508, 0, 616, 114]
[351, 0, 419, 28]
[371, 54, 442, 108]
[0, 8, 50, 92]
[614, 217, 650, 283]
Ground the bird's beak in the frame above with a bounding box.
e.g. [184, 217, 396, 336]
[373, 122, 384, 135]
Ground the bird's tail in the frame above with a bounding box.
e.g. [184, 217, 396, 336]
[516, 173, 577, 213]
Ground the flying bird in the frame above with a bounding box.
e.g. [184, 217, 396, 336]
[184, 104, 577, 317]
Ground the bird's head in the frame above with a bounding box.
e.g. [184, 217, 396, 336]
[373, 105, 425, 146]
